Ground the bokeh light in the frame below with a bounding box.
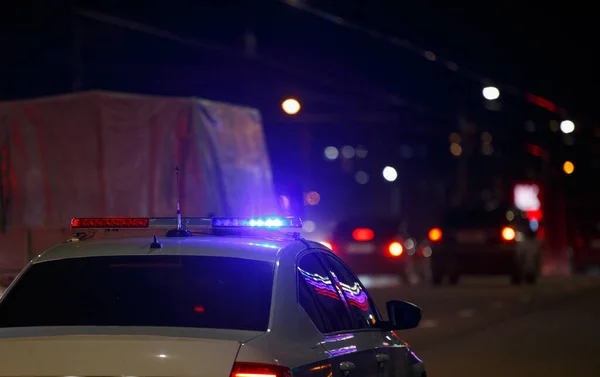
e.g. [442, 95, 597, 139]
[305, 191, 321, 205]
[324, 146, 339, 160]
[355, 171, 369, 184]
[481, 144, 494, 156]
[482, 86, 500, 100]
[302, 220, 316, 233]
[382, 166, 398, 182]
[449, 132, 461, 143]
[481, 132, 492, 144]
[563, 161, 575, 175]
[560, 120, 575, 134]
[341, 145, 355, 159]
[450, 143, 462, 156]
[281, 98, 300, 114]
[355, 145, 368, 158]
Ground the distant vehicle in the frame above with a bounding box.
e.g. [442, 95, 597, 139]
[428, 207, 541, 285]
[327, 217, 412, 283]
[0, 216, 426, 377]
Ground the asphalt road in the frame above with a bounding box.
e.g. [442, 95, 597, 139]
[365, 275, 600, 376]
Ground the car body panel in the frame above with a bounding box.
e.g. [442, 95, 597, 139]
[0, 233, 425, 377]
[0, 333, 245, 377]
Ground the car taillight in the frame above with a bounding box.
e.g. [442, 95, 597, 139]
[388, 241, 403, 257]
[501, 226, 516, 241]
[231, 362, 292, 377]
[428, 228, 442, 242]
[352, 228, 374, 241]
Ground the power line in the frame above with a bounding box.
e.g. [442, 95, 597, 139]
[279, 0, 570, 119]
[75, 8, 439, 118]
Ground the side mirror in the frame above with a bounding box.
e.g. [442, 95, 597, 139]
[384, 300, 422, 330]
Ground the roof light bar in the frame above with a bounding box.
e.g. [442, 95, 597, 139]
[211, 216, 302, 229]
[70, 217, 301, 230]
[70, 217, 213, 229]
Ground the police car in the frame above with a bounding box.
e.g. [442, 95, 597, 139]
[0, 216, 426, 377]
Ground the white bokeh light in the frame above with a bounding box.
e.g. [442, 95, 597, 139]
[355, 171, 369, 184]
[560, 120, 575, 134]
[302, 220, 316, 233]
[341, 145, 355, 159]
[482, 86, 500, 100]
[382, 166, 398, 182]
[355, 145, 368, 158]
[324, 146, 339, 160]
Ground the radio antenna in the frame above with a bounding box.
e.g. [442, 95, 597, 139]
[175, 166, 182, 230]
[166, 165, 192, 238]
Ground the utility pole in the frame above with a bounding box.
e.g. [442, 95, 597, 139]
[454, 114, 475, 206]
[71, 8, 83, 92]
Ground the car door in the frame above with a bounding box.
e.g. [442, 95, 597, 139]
[319, 253, 411, 377]
[297, 252, 378, 377]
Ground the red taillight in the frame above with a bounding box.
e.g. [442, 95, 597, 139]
[352, 228, 374, 241]
[231, 362, 292, 377]
[428, 228, 442, 242]
[71, 217, 149, 229]
[388, 242, 403, 257]
[501, 226, 516, 241]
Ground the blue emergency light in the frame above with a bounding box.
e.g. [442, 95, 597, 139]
[211, 216, 302, 229]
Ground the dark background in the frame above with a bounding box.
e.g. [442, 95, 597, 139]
[0, 0, 596, 225]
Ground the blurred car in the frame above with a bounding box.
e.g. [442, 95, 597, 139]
[0, 215, 427, 377]
[428, 207, 541, 285]
[327, 217, 412, 283]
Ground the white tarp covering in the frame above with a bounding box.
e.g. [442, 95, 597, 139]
[0, 91, 277, 273]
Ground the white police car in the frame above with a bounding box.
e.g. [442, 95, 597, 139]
[0, 216, 426, 377]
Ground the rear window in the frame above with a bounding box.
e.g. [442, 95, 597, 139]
[0, 255, 274, 331]
[443, 209, 508, 228]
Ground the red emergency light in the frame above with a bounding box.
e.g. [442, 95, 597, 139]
[71, 217, 150, 229]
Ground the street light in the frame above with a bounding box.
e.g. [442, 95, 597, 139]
[482, 86, 500, 100]
[560, 120, 575, 134]
[382, 166, 398, 182]
[282, 98, 301, 115]
[563, 161, 575, 175]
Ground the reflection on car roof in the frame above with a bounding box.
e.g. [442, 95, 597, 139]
[35, 236, 295, 264]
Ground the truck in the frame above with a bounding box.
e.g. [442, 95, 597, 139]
[0, 91, 278, 282]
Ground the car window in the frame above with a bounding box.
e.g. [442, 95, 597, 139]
[0, 255, 274, 332]
[297, 268, 328, 333]
[321, 254, 380, 329]
[297, 253, 354, 333]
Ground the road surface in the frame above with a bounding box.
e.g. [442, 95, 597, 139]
[420, 284, 600, 376]
[366, 275, 600, 376]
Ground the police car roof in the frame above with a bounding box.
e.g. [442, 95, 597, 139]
[34, 235, 300, 264]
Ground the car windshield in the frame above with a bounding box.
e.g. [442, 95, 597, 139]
[0, 255, 274, 331]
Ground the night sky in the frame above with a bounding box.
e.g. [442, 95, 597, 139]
[1, 1, 593, 112]
[0, 0, 596, 222]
